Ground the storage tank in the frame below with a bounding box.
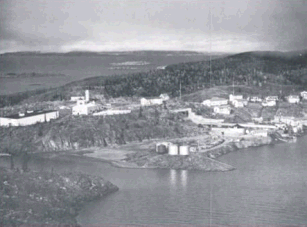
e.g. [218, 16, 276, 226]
[156, 142, 170, 152]
[156, 144, 167, 154]
[168, 144, 178, 155]
[179, 145, 189, 156]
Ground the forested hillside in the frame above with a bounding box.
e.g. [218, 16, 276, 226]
[1, 51, 307, 107]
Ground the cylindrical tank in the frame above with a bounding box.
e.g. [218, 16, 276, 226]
[168, 144, 178, 155]
[179, 145, 189, 155]
[157, 144, 167, 154]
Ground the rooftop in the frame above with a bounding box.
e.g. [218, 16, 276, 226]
[2, 110, 58, 119]
[211, 97, 228, 101]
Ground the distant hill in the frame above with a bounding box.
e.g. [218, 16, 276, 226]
[1, 50, 307, 107]
[0, 50, 208, 57]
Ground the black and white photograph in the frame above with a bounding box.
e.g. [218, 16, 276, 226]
[1, 0, 307, 226]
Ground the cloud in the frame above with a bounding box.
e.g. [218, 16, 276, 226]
[0, 0, 306, 53]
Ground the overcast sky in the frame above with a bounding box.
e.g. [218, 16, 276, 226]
[1, 0, 306, 53]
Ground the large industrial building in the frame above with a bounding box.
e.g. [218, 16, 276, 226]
[0, 110, 59, 127]
[72, 90, 100, 115]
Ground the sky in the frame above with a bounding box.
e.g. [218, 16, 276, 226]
[1, 0, 306, 53]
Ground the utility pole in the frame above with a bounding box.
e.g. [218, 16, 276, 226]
[233, 77, 234, 95]
[209, 1, 212, 88]
[179, 80, 182, 99]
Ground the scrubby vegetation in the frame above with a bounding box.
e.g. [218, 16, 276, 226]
[0, 167, 118, 226]
[0, 106, 204, 155]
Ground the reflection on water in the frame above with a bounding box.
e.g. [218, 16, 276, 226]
[170, 169, 177, 188]
[2, 137, 307, 225]
[181, 170, 187, 190]
[169, 169, 188, 193]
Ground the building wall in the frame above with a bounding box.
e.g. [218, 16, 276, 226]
[71, 96, 84, 101]
[211, 128, 245, 136]
[203, 99, 228, 107]
[72, 105, 98, 115]
[93, 109, 131, 116]
[140, 98, 164, 106]
[0, 111, 59, 127]
[214, 107, 231, 115]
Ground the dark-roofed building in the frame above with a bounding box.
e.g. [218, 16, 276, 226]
[0, 110, 59, 127]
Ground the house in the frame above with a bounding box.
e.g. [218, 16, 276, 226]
[72, 100, 99, 115]
[214, 105, 231, 115]
[286, 95, 300, 104]
[229, 94, 243, 102]
[159, 93, 170, 101]
[300, 91, 307, 100]
[232, 99, 245, 108]
[265, 96, 278, 102]
[140, 98, 164, 106]
[250, 96, 262, 102]
[262, 100, 276, 107]
[202, 97, 228, 107]
[0, 110, 59, 127]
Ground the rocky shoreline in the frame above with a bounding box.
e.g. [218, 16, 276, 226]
[205, 136, 273, 159]
[99, 135, 274, 171]
[0, 167, 118, 226]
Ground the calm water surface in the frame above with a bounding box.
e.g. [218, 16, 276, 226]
[0, 54, 208, 95]
[1, 138, 307, 226]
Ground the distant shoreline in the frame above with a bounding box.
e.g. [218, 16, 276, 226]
[0, 72, 66, 78]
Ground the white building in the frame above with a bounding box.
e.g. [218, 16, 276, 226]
[93, 109, 131, 116]
[0, 110, 59, 127]
[140, 97, 164, 106]
[265, 96, 279, 102]
[250, 96, 262, 102]
[214, 105, 231, 115]
[300, 91, 307, 100]
[286, 95, 300, 104]
[229, 94, 243, 102]
[159, 93, 170, 101]
[248, 130, 268, 137]
[232, 99, 245, 108]
[262, 100, 276, 107]
[72, 100, 99, 115]
[202, 97, 228, 107]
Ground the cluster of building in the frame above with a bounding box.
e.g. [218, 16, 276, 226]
[0, 90, 133, 127]
[202, 92, 307, 116]
[71, 90, 132, 116]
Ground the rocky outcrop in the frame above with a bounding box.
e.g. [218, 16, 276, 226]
[115, 152, 235, 171]
[0, 167, 118, 226]
[206, 136, 273, 158]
